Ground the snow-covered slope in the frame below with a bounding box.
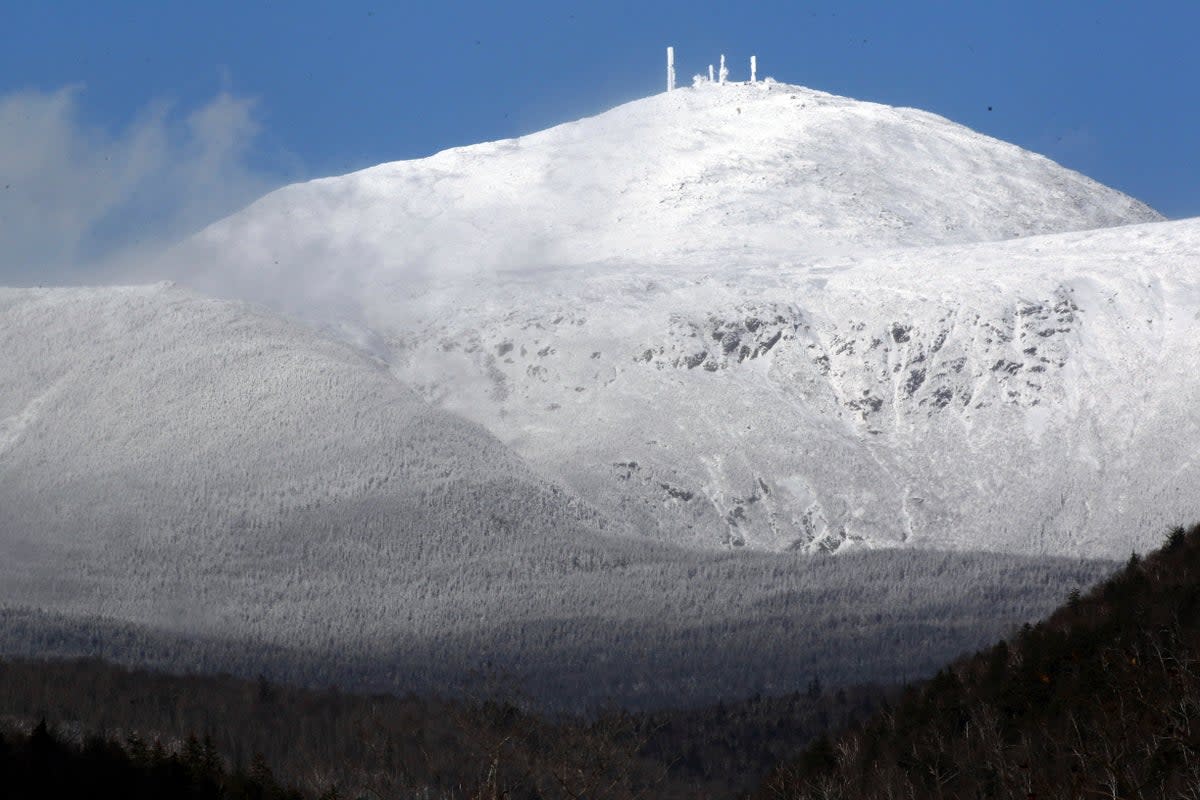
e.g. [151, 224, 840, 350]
[159, 82, 1185, 559]
[388, 218, 1200, 558]
[0, 284, 1113, 707]
[0, 284, 612, 632]
[173, 82, 1159, 318]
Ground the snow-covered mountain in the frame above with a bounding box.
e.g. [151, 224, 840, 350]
[4, 79, 1191, 705]
[0, 284, 1111, 707]
[161, 82, 1187, 559]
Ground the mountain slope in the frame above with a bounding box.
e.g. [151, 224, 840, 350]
[759, 524, 1200, 800]
[385, 218, 1200, 557]
[0, 284, 1116, 707]
[0, 284, 615, 639]
[150, 82, 1183, 560]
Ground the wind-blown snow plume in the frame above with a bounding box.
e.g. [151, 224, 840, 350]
[0, 87, 276, 285]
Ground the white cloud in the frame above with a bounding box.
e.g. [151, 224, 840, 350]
[0, 86, 277, 285]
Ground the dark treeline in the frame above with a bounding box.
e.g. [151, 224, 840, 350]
[0, 655, 884, 799]
[761, 523, 1200, 799]
[632, 681, 885, 797]
[0, 719, 301, 800]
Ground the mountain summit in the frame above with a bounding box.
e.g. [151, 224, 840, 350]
[177, 82, 1159, 308]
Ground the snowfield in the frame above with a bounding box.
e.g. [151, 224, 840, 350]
[1, 80, 1193, 704]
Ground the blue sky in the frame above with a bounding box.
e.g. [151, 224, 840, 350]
[2, 1, 1198, 279]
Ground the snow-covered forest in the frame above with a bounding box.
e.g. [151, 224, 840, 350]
[0, 284, 1115, 707]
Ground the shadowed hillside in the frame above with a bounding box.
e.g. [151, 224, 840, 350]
[760, 523, 1200, 799]
[0, 721, 302, 800]
[13, 522, 1200, 797]
[0, 654, 883, 798]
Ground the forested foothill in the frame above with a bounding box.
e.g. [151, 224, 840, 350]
[0, 544, 1112, 712]
[7, 524, 1200, 798]
[9, 524, 1200, 797]
[761, 523, 1200, 799]
[0, 655, 883, 798]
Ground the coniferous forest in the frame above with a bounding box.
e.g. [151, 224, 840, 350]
[761, 523, 1200, 799]
[5, 523, 1200, 798]
[0, 721, 301, 800]
[0, 652, 882, 798]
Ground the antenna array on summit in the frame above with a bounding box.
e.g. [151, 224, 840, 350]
[667, 47, 759, 90]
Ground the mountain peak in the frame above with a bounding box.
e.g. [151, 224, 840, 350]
[177, 82, 1159, 308]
